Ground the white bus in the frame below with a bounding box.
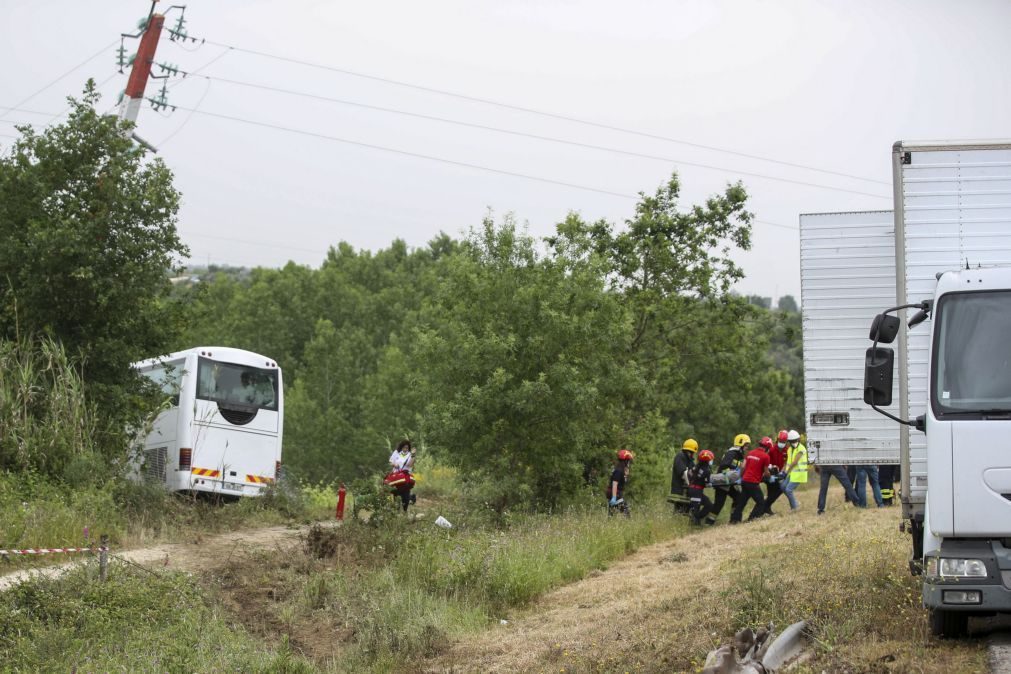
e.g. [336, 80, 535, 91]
[132, 347, 283, 497]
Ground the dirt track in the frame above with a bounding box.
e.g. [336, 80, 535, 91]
[433, 499, 897, 673]
[0, 524, 306, 590]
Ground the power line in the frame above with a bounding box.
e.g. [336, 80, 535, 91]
[166, 103, 803, 232]
[0, 106, 58, 119]
[200, 38, 889, 188]
[181, 217, 796, 265]
[169, 104, 635, 199]
[0, 40, 119, 120]
[179, 230, 328, 255]
[0, 74, 123, 129]
[158, 46, 233, 146]
[178, 71, 889, 201]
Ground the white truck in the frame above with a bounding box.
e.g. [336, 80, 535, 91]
[863, 140, 1011, 637]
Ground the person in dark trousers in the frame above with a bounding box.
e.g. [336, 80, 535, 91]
[761, 435, 786, 515]
[878, 464, 898, 504]
[670, 438, 699, 514]
[387, 439, 417, 512]
[843, 466, 858, 503]
[733, 438, 771, 522]
[711, 434, 749, 523]
[687, 449, 716, 525]
[816, 463, 863, 514]
[608, 449, 634, 516]
[855, 464, 885, 508]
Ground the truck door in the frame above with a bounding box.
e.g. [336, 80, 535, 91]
[932, 287, 1011, 535]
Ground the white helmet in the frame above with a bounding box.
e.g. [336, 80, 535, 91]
[787, 429, 801, 442]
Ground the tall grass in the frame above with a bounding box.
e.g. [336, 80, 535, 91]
[0, 561, 314, 672]
[231, 499, 691, 671]
[393, 504, 682, 610]
[0, 335, 100, 479]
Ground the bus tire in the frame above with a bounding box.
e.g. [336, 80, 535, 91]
[928, 608, 968, 638]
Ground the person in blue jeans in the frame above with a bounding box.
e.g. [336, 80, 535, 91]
[816, 464, 863, 514]
[854, 465, 885, 508]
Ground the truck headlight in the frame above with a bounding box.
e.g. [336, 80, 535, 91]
[939, 558, 987, 578]
[925, 557, 938, 578]
[943, 590, 982, 605]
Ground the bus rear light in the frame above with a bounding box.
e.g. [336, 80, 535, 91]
[179, 448, 192, 470]
[275, 460, 282, 478]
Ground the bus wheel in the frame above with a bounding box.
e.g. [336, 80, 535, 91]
[928, 608, 968, 638]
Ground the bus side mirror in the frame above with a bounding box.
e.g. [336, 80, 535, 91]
[864, 347, 895, 406]
[869, 314, 900, 344]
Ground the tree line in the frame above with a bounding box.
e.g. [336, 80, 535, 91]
[0, 85, 803, 508]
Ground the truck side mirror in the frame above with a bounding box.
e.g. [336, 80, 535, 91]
[864, 347, 895, 406]
[869, 314, 900, 344]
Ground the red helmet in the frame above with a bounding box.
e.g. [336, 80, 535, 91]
[758, 436, 774, 451]
[777, 430, 789, 443]
[617, 449, 634, 461]
[698, 449, 715, 463]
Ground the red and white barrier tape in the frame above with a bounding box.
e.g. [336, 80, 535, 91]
[0, 546, 108, 556]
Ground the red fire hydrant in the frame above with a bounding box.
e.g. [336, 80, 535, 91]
[336, 483, 347, 520]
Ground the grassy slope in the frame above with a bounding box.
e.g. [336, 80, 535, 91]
[0, 489, 688, 673]
[436, 484, 986, 673]
[0, 481, 988, 673]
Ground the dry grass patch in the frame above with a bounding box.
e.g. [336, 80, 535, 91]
[433, 486, 986, 673]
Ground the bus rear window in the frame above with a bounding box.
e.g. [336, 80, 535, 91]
[196, 358, 279, 411]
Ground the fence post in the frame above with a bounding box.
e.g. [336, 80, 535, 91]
[99, 534, 109, 582]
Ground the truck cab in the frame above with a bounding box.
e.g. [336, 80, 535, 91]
[866, 266, 1011, 637]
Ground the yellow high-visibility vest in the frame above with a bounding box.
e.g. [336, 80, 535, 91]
[787, 443, 808, 483]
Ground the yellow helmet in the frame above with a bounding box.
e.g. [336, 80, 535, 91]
[681, 438, 699, 452]
[733, 433, 752, 447]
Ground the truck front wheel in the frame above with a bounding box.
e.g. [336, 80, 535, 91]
[928, 608, 968, 638]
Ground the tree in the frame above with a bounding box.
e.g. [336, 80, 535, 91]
[549, 174, 756, 441]
[0, 82, 187, 432]
[777, 294, 798, 312]
[411, 216, 641, 507]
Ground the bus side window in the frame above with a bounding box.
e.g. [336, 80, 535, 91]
[163, 365, 184, 407]
[145, 366, 183, 407]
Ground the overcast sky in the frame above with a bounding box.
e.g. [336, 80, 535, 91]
[3, 0, 1009, 302]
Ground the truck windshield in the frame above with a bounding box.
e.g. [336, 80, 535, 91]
[196, 357, 279, 411]
[933, 290, 1011, 416]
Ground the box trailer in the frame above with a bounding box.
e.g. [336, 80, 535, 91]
[800, 210, 899, 466]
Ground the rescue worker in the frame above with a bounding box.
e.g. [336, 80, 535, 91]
[878, 464, 897, 505]
[687, 449, 716, 525]
[732, 437, 771, 522]
[669, 438, 698, 515]
[711, 434, 749, 523]
[608, 449, 634, 517]
[781, 429, 808, 510]
[763, 435, 786, 515]
[387, 439, 417, 511]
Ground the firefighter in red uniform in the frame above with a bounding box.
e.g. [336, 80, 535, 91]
[762, 435, 787, 515]
[731, 438, 772, 522]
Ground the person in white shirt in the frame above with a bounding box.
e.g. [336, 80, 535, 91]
[387, 439, 416, 510]
[389, 439, 415, 472]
